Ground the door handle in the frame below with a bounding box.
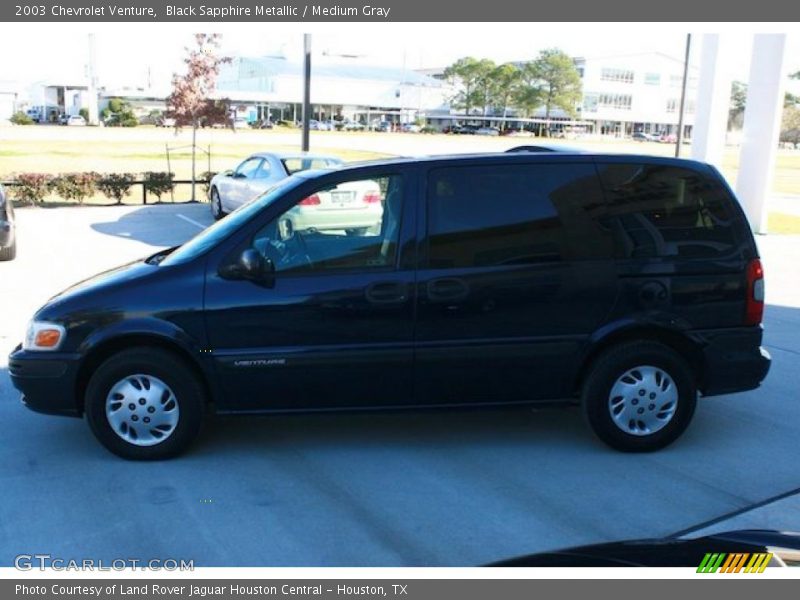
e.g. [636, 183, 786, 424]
[365, 282, 408, 305]
[427, 278, 469, 302]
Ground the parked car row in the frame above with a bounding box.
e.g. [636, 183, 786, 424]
[57, 114, 87, 126]
[632, 131, 678, 143]
[443, 125, 504, 136]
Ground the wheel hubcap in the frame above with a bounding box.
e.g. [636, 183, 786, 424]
[105, 374, 180, 446]
[212, 190, 221, 215]
[608, 365, 677, 436]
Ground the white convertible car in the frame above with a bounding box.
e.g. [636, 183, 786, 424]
[209, 152, 343, 219]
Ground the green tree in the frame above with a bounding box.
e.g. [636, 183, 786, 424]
[513, 62, 545, 121]
[489, 63, 520, 130]
[729, 80, 800, 130]
[107, 98, 125, 113]
[781, 105, 800, 146]
[10, 111, 34, 125]
[167, 34, 230, 200]
[530, 48, 582, 124]
[444, 57, 495, 119]
[729, 81, 748, 130]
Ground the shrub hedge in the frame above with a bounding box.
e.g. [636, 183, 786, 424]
[4, 172, 209, 204]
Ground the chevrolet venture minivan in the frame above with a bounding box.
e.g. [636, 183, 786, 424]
[9, 153, 770, 459]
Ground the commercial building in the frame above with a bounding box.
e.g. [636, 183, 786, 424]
[13, 51, 698, 137]
[213, 55, 445, 125]
[418, 52, 698, 136]
[575, 52, 698, 137]
[0, 86, 18, 121]
[22, 81, 90, 122]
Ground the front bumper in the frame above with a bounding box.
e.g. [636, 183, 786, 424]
[8, 345, 82, 417]
[696, 327, 771, 397]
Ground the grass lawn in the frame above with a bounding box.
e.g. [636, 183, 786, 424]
[768, 212, 800, 234]
[0, 126, 387, 204]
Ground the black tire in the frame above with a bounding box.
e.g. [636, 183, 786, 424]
[581, 341, 696, 452]
[85, 348, 206, 460]
[210, 187, 226, 221]
[0, 240, 16, 261]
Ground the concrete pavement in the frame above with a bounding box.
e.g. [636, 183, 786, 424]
[1, 203, 799, 566]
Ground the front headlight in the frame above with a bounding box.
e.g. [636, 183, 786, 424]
[23, 321, 66, 351]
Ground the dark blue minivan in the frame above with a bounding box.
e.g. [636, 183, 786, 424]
[9, 153, 770, 459]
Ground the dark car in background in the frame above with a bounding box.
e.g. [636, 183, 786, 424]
[490, 530, 800, 567]
[8, 153, 770, 459]
[0, 184, 16, 261]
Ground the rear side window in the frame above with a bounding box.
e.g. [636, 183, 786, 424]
[596, 163, 739, 259]
[426, 163, 607, 268]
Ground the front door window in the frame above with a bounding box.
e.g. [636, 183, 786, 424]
[250, 174, 404, 273]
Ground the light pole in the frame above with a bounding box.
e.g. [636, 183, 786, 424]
[302, 34, 312, 152]
[675, 33, 692, 157]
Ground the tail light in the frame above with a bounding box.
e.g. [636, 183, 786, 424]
[745, 258, 765, 326]
[362, 191, 381, 204]
[298, 194, 321, 206]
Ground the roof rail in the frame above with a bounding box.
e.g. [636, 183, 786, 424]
[505, 145, 581, 153]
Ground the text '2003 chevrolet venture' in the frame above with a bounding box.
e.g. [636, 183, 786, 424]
[9, 153, 770, 459]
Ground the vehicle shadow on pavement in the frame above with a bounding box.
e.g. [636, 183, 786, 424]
[89, 204, 211, 248]
[193, 404, 596, 457]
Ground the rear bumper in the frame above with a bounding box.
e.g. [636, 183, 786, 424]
[8, 345, 82, 417]
[290, 205, 384, 231]
[696, 327, 771, 397]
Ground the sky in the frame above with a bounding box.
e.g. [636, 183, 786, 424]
[0, 23, 799, 94]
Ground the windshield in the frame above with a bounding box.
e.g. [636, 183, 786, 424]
[281, 156, 343, 175]
[160, 177, 303, 266]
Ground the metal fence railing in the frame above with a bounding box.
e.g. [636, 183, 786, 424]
[0, 179, 211, 205]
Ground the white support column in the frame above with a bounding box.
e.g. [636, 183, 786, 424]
[691, 34, 732, 169]
[736, 34, 788, 234]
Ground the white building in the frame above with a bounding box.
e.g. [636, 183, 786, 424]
[418, 52, 699, 136]
[215, 56, 445, 124]
[24, 81, 90, 122]
[0, 87, 18, 121]
[575, 52, 698, 137]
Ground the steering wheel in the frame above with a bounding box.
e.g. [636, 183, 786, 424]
[263, 227, 311, 270]
[285, 228, 312, 267]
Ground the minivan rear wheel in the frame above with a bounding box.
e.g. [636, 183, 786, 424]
[581, 341, 696, 452]
[85, 348, 205, 460]
[210, 187, 226, 221]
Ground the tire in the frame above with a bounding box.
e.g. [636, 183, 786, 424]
[581, 341, 696, 452]
[210, 187, 226, 221]
[0, 240, 16, 261]
[85, 348, 206, 460]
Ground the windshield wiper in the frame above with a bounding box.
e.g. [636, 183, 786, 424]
[145, 246, 178, 265]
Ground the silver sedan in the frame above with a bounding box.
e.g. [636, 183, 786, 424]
[209, 153, 343, 220]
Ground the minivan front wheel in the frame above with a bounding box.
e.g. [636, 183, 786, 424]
[85, 348, 205, 460]
[582, 341, 696, 452]
[0, 240, 16, 261]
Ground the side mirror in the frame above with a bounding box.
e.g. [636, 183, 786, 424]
[220, 248, 274, 284]
[239, 248, 265, 277]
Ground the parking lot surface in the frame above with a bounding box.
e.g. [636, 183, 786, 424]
[1, 203, 799, 566]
